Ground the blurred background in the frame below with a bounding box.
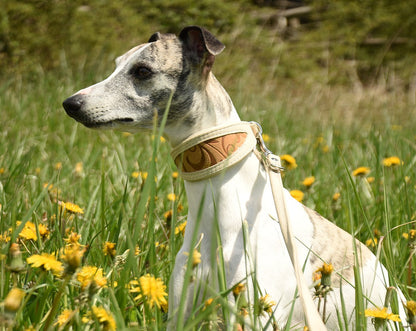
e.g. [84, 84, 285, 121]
[2, 0, 415, 92]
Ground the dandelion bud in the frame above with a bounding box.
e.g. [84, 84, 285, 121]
[7, 243, 25, 273]
[320, 263, 333, 287]
[4, 287, 25, 313]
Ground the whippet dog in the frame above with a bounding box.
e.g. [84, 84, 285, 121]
[63, 26, 405, 330]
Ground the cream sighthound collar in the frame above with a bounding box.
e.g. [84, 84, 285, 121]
[171, 122, 258, 182]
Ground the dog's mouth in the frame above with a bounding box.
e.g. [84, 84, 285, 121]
[82, 117, 135, 129]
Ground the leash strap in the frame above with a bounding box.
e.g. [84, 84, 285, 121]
[171, 122, 257, 181]
[251, 122, 327, 331]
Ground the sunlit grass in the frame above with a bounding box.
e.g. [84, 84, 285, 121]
[1, 55, 416, 330]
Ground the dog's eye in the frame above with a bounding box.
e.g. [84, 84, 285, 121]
[130, 65, 153, 80]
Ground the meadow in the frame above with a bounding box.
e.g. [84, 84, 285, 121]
[1, 22, 416, 331]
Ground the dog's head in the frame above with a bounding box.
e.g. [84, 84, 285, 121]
[62, 26, 225, 141]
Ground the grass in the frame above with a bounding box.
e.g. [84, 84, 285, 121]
[0, 42, 416, 330]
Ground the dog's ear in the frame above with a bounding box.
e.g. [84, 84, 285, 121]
[179, 26, 225, 77]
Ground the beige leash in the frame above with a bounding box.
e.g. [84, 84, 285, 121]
[251, 122, 327, 330]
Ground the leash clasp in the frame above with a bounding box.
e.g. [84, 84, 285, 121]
[250, 121, 285, 173]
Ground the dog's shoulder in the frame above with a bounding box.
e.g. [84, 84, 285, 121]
[303, 206, 373, 286]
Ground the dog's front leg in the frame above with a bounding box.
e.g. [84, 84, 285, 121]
[167, 245, 201, 330]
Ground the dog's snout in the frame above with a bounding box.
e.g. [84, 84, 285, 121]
[62, 95, 84, 118]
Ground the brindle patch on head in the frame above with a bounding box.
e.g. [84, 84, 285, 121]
[304, 206, 372, 287]
[144, 38, 198, 124]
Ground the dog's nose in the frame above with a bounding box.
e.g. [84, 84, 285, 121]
[62, 94, 84, 118]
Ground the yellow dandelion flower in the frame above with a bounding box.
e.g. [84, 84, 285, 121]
[191, 249, 201, 267]
[54, 162, 62, 170]
[172, 171, 179, 179]
[352, 166, 371, 177]
[406, 300, 416, 318]
[365, 307, 401, 322]
[131, 171, 139, 178]
[280, 154, 297, 170]
[383, 156, 402, 167]
[61, 201, 84, 215]
[367, 176, 375, 183]
[64, 232, 82, 246]
[27, 253, 63, 276]
[75, 162, 83, 175]
[316, 263, 333, 276]
[130, 274, 168, 309]
[332, 192, 341, 201]
[262, 133, 270, 143]
[91, 306, 116, 331]
[0, 231, 11, 243]
[164, 210, 173, 220]
[312, 270, 322, 286]
[177, 203, 184, 213]
[366, 238, 378, 248]
[140, 171, 148, 180]
[203, 298, 214, 311]
[61, 245, 85, 273]
[290, 189, 304, 202]
[167, 193, 177, 201]
[38, 223, 50, 239]
[135, 246, 141, 256]
[18, 221, 38, 241]
[174, 221, 187, 235]
[232, 283, 246, 297]
[315, 263, 333, 287]
[155, 241, 167, 250]
[3, 287, 25, 312]
[103, 242, 116, 258]
[77, 266, 107, 290]
[0, 167, 5, 175]
[259, 294, 276, 314]
[302, 176, 315, 187]
[54, 309, 75, 327]
[43, 182, 54, 190]
[322, 145, 329, 153]
[183, 249, 201, 267]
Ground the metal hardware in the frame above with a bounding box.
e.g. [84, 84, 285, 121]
[250, 121, 285, 173]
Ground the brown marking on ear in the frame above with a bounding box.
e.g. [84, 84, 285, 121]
[303, 206, 372, 287]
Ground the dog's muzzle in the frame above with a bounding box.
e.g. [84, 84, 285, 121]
[63, 94, 135, 129]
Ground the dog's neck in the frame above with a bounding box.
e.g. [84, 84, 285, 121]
[166, 73, 240, 147]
